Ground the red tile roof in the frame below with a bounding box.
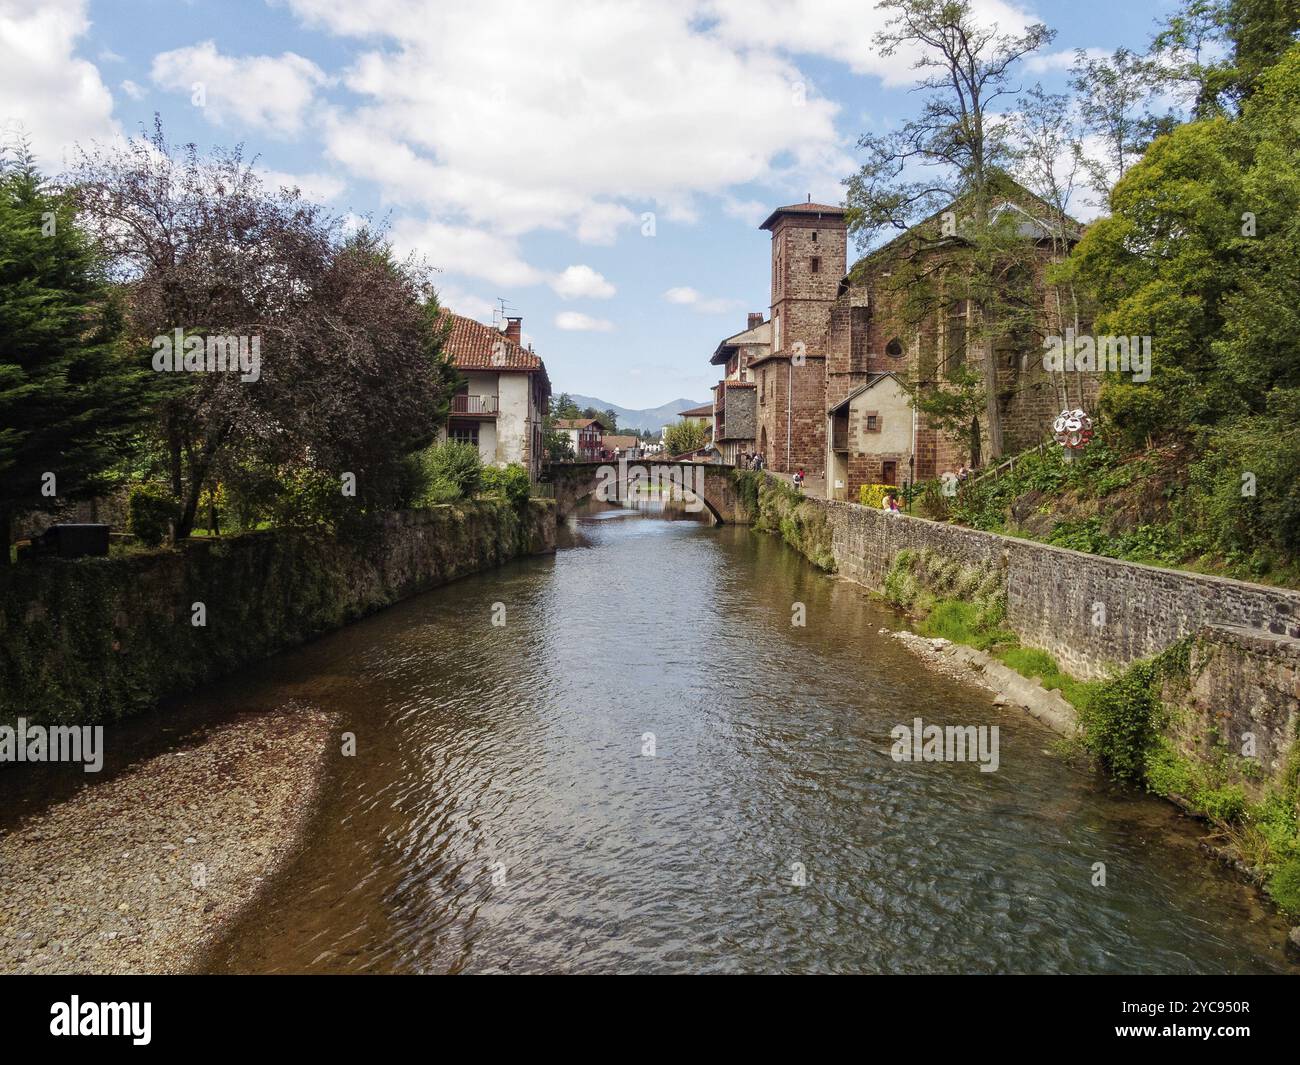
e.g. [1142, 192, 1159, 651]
[553, 418, 603, 430]
[439, 311, 545, 372]
[678, 403, 714, 418]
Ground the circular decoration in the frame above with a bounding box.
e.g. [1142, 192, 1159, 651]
[885, 337, 904, 359]
[1053, 408, 1093, 450]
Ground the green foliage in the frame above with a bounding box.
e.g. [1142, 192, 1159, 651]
[883, 547, 1011, 648]
[858, 483, 901, 508]
[753, 475, 835, 570]
[480, 464, 531, 508]
[731, 468, 761, 517]
[1268, 857, 1300, 915]
[0, 151, 151, 553]
[127, 483, 179, 547]
[663, 418, 708, 456]
[272, 466, 348, 528]
[421, 441, 482, 500]
[1060, 45, 1300, 573]
[0, 500, 550, 725]
[544, 422, 575, 462]
[1079, 660, 1163, 783]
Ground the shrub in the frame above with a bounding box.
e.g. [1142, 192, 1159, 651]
[859, 483, 900, 509]
[127, 483, 179, 546]
[1079, 660, 1161, 784]
[480, 463, 531, 508]
[1267, 857, 1300, 916]
[273, 466, 346, 528]
[420, 441, 482, 501]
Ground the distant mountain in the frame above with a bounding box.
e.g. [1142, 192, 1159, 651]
[565, 394, 706, 433]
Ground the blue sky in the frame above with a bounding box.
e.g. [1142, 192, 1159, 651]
[2, 0, 1169, 408]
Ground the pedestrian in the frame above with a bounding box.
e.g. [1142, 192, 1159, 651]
[793, 467, 805, 491]
[882, 491, 900, 513]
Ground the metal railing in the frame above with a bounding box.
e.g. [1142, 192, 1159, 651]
[451, 394, 499, 415]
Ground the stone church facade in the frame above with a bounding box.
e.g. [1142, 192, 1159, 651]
[729, 186, 1101, 500]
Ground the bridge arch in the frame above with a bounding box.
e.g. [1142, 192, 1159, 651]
[543, 461, 748, 525]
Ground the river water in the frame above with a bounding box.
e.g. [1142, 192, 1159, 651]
[196, 501, 1291, 974]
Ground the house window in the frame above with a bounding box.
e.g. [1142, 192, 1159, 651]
[810, 256, 821, 274]
[449, 421, 479, 447]
[865, 412, 880, 432]
[886, 337, 904, 359]
[812, 231, 818, 242]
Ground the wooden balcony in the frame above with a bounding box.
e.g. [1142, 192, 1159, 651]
[451, 394, 499, 416]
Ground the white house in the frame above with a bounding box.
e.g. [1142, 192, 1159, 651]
[438, 313, 551, 481]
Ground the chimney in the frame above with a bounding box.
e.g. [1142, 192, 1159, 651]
[748, 312, 764, 330]
[504, 316, 522, 345]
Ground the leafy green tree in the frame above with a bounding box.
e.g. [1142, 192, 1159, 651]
[1069, 42, 1300, 568]
[0, 148, 150, 559]
[543, 417, 575, 462]
[663, 419, 708, 456]
[552, 393, 580, 419]
[1152, 0, 1300, 116]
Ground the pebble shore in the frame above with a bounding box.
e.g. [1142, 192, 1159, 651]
[0, 704, 338, 974]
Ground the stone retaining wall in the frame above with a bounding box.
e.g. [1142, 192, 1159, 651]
[818, 497, 1300, 680]
[0, 500, 555, 726]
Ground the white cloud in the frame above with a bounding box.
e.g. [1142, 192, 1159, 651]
[0, 0, 118, 171]
[389, 217, 545, 288]
[555, 311, 614, 332]
[435, 284, 497, 323]
[665, 286, 701, 305]
[664, 285, 741, 314]
[150, 41, 328, 136]
[287, 0, 847, 245]
[258, 166, 346, 204]
[704, 0, 1042, 87]
[551, 264, 615, 300]
[1026, 47, 1108, 74]
[119, 78, 145, 100]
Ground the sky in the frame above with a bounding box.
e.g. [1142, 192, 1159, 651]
[0, 0, 1169, 408]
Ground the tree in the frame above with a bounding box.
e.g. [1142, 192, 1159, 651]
[0, 147, 150, 559]
[1010, 85, 1090, 408]
[663, 419, 708, 456]
[552, 393, 580, 419]
[542, 414, 575, 462]
[1069, 47, 1164, 205]
[1152, 0, 1300, 116]
[844, 0, 1055, 460]
[1069, 42, 1300, 564]
[68, 120, 454, 538]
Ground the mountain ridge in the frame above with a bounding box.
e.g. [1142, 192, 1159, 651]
[564, 394, 706, 433]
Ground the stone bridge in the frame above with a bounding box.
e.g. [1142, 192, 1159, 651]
[543, 461, 751, 524]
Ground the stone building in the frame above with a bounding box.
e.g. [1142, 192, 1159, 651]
[709, 312, 767, 464]
[715, 182, 1101, 499]
[749, 201, 846, 475]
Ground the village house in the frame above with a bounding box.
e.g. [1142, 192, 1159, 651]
[709, 313, 766, 465]
[725, 182, 1100, 500]
[437, 313, 551, 482]
[601, 434, 644, 459]
[554, 417, 605, 461]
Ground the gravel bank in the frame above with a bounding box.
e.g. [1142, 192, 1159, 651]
[884, 628, 1079, 736]
[0, 704, 337, 974]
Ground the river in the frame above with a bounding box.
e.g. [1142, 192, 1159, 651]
[190, 501, 1291, 973]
